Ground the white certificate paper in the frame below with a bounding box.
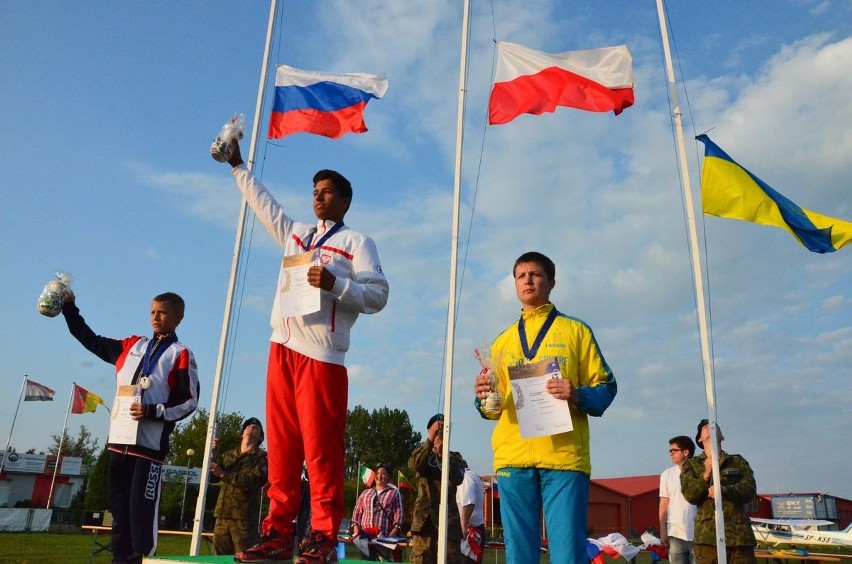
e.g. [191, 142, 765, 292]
[508, 358, 574, 439]
[279, 251, 321, 317]
[109, 385, 139, 445]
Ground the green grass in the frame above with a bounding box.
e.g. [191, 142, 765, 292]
[12, 532, 847, 564]
[0, 531, 201, 563]
[0, 532, 396, 564]
[0, 532, 641, 564]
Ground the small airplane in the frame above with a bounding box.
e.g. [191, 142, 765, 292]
[751, 517, 852, 548]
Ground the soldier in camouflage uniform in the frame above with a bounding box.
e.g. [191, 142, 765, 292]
[680, 420, 756, 564]
[210, 417, 269, 555]
[408, 413, 467, 564]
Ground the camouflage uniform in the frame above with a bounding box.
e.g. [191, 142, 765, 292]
[680, 451, 756, 564]
[212, 447, 268, 555]
[408, 440, 467, 564]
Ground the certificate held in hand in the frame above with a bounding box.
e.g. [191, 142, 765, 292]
[279, 251, 321, 317]
[109, 385, 140, 445]
[508, 358, 574, 439]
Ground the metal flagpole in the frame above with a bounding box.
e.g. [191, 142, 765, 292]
[0, 377, 28, 476]
[490, 479, 496, 564]
[47, 383, 74, 508]
[654, 1, 726, 560]
[489, 478, 494, 538]
[181, 450, 194, 530]
[438, 0, 472, 561]
[189, 0, 280, 553]
[355, 463, 361, 501]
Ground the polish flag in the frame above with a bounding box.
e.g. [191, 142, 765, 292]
[488, 41, 634, 125]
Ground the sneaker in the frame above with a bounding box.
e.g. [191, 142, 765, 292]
[295, 531, 338, 563]
[234, 529, 294, 562]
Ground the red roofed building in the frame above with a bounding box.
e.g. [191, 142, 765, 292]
[479, 473, 852, 539]
[480, 474, 664, 537]
[588, 475, 661, 537]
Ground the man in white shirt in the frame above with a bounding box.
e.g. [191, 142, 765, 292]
[659, 435, 697, 564]
[456, 466, 485, 563]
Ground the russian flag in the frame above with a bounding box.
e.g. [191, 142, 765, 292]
[488, 42, 634, 125]
[268, 64, 388, 139]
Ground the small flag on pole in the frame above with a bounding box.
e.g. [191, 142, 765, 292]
[359, 465, 375, 487]
[24, 379, 55, 401]
[71, 384, 107, 414]
[488, 41, 634, 125]
[268, 64, 388, 140]
[397, 470, 414, 490]
[697, 134, 852, 253]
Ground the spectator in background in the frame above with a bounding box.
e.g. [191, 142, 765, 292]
[210, 417, 268, 555]
[659, 435, 697, 564]
[456, 465, 485, 563]
[351, 463, 403, 561]
[408, 414, 467, 564]
[681, 420, 757, 564]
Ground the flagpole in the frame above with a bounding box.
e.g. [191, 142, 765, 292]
[189, 0, 279, 554]
[355, 463, 361, 501]
[0, 377, 28, 476]
[47, 383, 74, 508]
[488, 476, 494, 539]
[490, 478, 495, 544]
[655, 1, 726, 560]
[438, 0, 471, 562]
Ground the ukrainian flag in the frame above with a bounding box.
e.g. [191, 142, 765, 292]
[697, 134, 852, 253]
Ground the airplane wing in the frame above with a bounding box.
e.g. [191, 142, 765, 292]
[750, 518, 834, 527]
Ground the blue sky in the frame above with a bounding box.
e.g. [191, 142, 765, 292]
[2, 1, 851, 501]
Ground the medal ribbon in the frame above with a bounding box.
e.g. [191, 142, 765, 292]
[301, 221, 344, 251]
[140, 333, 178, 377]
[518, 307, 559, 361]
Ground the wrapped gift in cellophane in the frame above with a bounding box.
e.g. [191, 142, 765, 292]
[37, 271, 73, 317]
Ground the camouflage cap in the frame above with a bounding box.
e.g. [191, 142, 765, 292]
[243, 417, 263, 432]
[695, 419, 723, 448]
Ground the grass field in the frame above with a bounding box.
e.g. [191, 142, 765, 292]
[0, 531, 546, 563]
[0, 531, 205, 563]
[0, 532, 422, 564]
[4, 532, 849, 563]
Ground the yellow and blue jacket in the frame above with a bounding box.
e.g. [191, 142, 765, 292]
[475, 303, 616, 476]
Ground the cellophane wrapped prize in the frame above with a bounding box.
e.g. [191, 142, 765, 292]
[37, 271, 73, 317]
[475, 346, 503, 416]
[210, 113, 246, 162]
